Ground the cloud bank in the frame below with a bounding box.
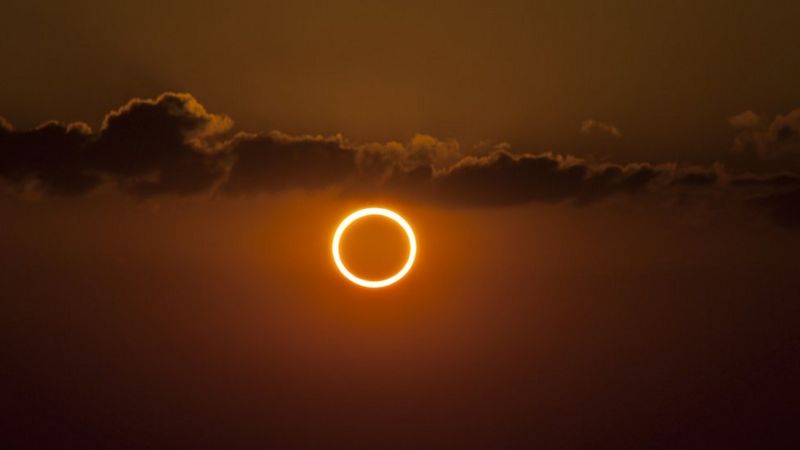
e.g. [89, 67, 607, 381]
[1, 93, 799, 227]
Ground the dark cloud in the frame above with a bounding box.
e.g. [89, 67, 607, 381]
[574, 163, 662, 205]
[731, 173, 800, 189]
[92, 93, 232, 196]
[0, 93, 231, 196]
[223, 132, 357, 194]
[0, 120, 99, 195]
[673, 170, 719, 187]
[2, 93, 800, 227]
[427, 151, 726, 208]
[431, 151, 588, 206]
[427, 152, 681, 207]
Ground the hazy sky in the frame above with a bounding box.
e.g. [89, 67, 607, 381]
[3, 0, 800, 162]
[3, 2, 800, 448]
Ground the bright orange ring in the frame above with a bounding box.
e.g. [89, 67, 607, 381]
[332, 207, 417, 288]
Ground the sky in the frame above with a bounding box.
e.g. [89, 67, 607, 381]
[2, 1, 800, 448]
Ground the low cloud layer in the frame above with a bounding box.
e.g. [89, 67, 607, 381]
[2, 93, 799, 227]
[0, 94, 231, 196]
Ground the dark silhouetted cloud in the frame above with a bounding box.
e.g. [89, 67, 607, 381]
[2, 93, 800, 228]
[0, 93, 231, 196]
[432, 151, 588, 206]
[223, 132, 357, 193]
[731, 172, 800, 189]
[672, 166, 721, 187]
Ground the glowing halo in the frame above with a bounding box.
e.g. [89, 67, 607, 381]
[332, 207, 417, 288]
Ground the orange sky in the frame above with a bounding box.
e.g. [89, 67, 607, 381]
[3, 0, 800, 163]
[3, 1, 800, 448]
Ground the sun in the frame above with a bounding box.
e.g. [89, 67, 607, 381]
[332, 207, 417, 288]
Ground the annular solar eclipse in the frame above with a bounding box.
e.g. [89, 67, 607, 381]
[332, 207, 417, 288]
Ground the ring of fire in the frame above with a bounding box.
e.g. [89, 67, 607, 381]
[332, 207, 417, 288]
